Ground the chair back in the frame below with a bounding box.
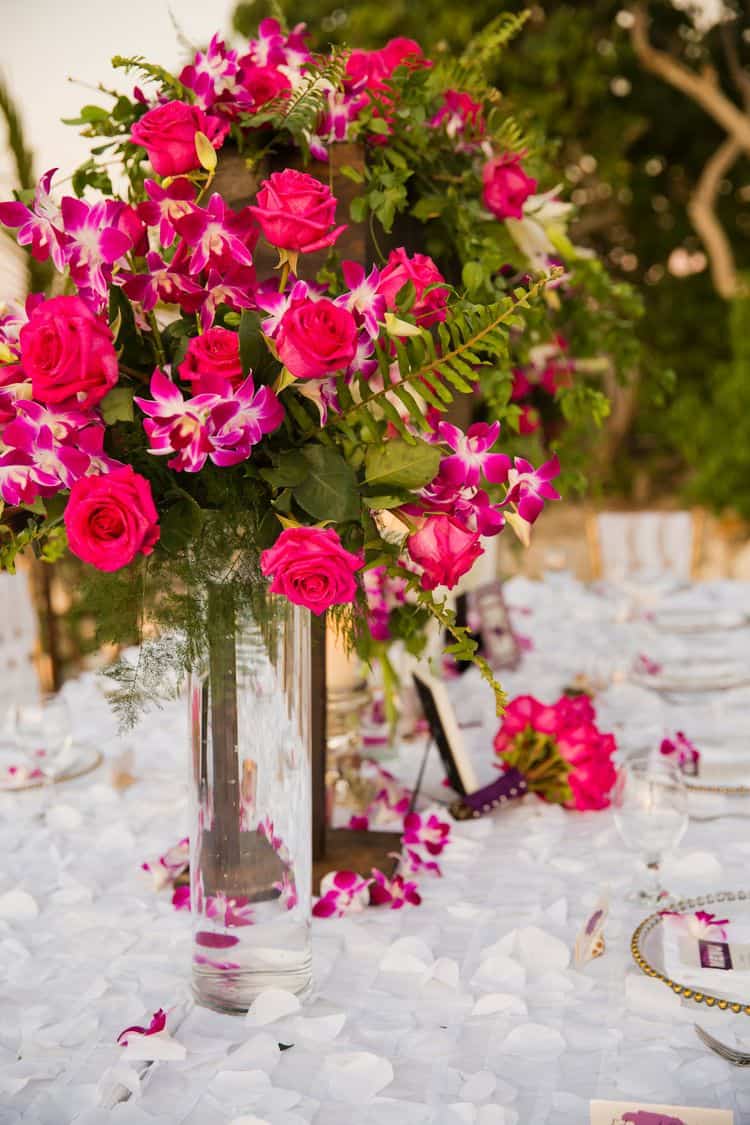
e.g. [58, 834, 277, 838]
[587, 510, 703, 583]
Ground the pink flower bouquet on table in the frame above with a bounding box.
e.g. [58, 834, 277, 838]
[0, 17, 574, 720]
[452, 693, 617, 819]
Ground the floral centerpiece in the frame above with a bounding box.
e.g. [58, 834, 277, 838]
[0, 12, 630, 1009]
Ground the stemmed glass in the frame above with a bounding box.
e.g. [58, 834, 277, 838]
[613, 755, 688, 905]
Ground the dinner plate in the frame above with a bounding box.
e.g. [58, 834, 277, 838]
[632, 890, 750, 1013]
[630, 664, 750, 694]
[650, 607, 748, 634]
[0, 742, 102, 791]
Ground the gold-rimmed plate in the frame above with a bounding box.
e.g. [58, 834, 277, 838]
[650, 607, 748, 634]
[0, 744, 102, 791]
[632, 890, 750, 1014]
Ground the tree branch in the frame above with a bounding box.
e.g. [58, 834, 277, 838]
[688, 137, 742, 299]
[630, 3, 750, 154]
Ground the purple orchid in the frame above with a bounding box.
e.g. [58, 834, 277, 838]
[180, 34, 242, 110]
[0, 452, 57, 506]
[173, 194, 258, 276]
[205, 374, 285, 467]
[312, 870, 372, 918]
[0, 169, 67, 271]
[139, 178, 198, 248]
[256, 277, 324, 339]
[273, 870, 299, 911]
[58, 197, 132, 308]
[369, 869, 422, 909]
[660, 731, 700, 775]
[399, 847, 443, 877]
[171, 885, 191, 911]
[660, 909, 729, 940]
[435, 421, 511, 488]
[242, 17, 311, 74]
[119, 251, 202, 313]
[205, 892, 254, 927]
[337, 261, 386, 339]
[501, 454, 561, 524]
[195, 268, 257, 332]
[418, 476, 505, 536]
[141, 836, 190, 891]
[134, 369, 220, 473]
[402, 811, 451, 856]
[117, 1008, 167, 1046]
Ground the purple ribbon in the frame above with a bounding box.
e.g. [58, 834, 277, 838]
[450, 767, 528, 819]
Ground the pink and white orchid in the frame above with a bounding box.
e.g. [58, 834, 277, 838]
[501, 454, 561, 525]
[205, 892, 255, 927]
[369, 869, 422, 909]
[402, 811, 451, 856]
[435, 421, 511, 489]
[139, 177, 198, 248]
[141, 836, 190, 891]
[173, 194, 258, 277]
[0, 169, 67, 271]
[116, 1008, 167, 1046]
[312, 870, 372, 918]
[58, 197, 132, 308]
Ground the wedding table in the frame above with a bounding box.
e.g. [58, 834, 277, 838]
[3, 575, 750, 1124]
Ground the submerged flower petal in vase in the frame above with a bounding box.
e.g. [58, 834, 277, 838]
[188, 582, 313, 1012]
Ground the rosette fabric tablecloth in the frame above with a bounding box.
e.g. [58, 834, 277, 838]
[3, 576, 750, 1124]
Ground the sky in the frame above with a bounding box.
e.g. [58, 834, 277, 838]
[0, 0, 238, 211]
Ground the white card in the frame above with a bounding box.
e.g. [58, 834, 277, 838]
[590, 1100, 733, 1124]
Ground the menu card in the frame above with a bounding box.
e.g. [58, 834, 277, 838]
[590, 1100, 732, 1124]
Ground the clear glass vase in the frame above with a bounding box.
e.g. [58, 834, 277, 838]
[188, 582, 312, 1013]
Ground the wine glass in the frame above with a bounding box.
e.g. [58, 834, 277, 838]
[612, 755, 688, 905]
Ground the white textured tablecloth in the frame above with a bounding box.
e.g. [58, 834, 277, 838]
[3, 576, 750, 1125]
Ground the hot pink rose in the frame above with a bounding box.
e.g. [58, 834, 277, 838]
[130, 100, 228, 177]
[248, 169, 346, 254]
[260, 526, 363, 615]
[19, 295, 118, 409]
[407, 515, 483, 591]
[239, 64, 291, 111]
[377, 249, 449, 327]
[64, 466, 160, 572]
[482, 153, 538, 221]
[178, 327, 242, 390]
[276, 297, 357, 380]
[346, 38, 427, 93]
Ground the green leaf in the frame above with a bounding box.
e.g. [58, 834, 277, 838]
[364, 438, 441, 492]
[293, 446, 360, 523]
[260, 450, 308, 489]
[61, 104, 111, 125]
[362, 494, 409, 510]
[462, 261, 485, 292]
[158, 496, 205, 554]
[100, 386, 134, 425]
[368, 117, 391, 135]
[239, 309, 280, 386]
[339, 163, 364, 183]
[350, 196, 368, 223]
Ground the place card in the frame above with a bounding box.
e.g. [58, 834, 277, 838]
[453, 582, 521, 672]
[590, 1099, 733, 1124]
[679, 937, 750, 972]
[574, 894, 608, 966]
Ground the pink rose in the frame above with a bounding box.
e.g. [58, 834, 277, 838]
[377, 249, 449, 327]
[130, 100, 229, 177]
[518, 404, 540, 435]
[178, 327, 242, 390]
[64, 466, 160, 572]
[19, 295, 118, 409]
[276, 297, 357, 380]
[346, 38, 427, 93]
[248, 169, 346, 254]
[260, 526, 363, 615]
[482, 153, 538, 221]
[407, 515, 483, 591]
[239, 64, 291, 111]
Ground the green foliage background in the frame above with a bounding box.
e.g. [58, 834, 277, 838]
[233, 0, 750, 516]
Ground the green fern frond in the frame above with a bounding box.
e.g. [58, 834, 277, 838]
[460, 11, 531, 72]
[111, 55, 190, 99]
[340, 277, 549, 431]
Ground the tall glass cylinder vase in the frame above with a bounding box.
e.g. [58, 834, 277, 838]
[188, 582, 312, 1013]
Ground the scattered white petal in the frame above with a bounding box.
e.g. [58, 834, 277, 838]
[471, 993, 527, 1017]
[460, 1070, 495, 1101]
[501, 1023, 565, 1055]
[210, 1069, 271, 1105]
[122, 1030, 186, 1061]
[515, 926, 570, 972]
[470, 955, 526, 994]
[245, 989, 301, 1027]
[223, 1034, 281, 1074]
[0, 890, 38, 920]
[379, 936, 434, 975]
[46, 804, 83, 831]
[421, 958, 460, 991]
[322, 1051, 394, 1103]
[290, 1011, 346, 1042]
